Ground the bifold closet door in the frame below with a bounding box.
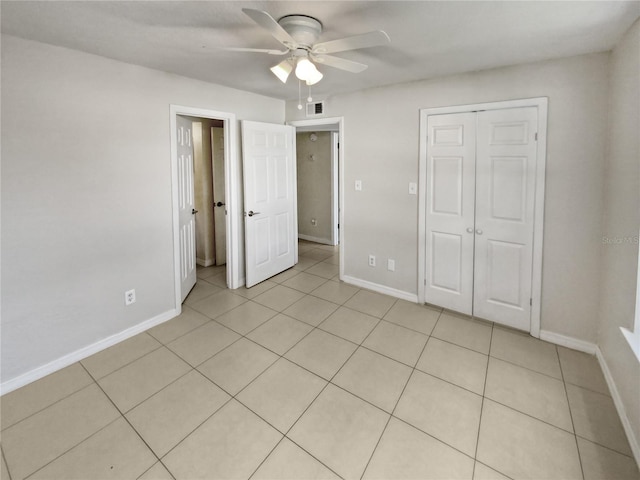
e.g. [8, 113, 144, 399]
[473, 107, 538, 330]
[424, 112, 476, 315]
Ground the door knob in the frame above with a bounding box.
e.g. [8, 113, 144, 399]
[247, 211, 261, 217]
[215, 201, 226, 207]
[192, 208, 198, 215]
[476, 229, 483, 235]
[466, 228, 474, 234]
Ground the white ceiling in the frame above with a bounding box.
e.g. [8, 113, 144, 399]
[2, 1, 638, 101]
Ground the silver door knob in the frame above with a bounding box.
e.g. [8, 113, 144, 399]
[466, 228, 474, 233]
[247, 211, 261, 217]
[476, 229, 483, 235]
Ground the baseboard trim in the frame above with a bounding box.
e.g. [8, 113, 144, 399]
[341, 275, 418, 303]
[298, 234, 333, 246]
[539, 330, 597, 354]
[0, 308, 180, 396]
[196, 257, 215, 267]
[595, 346, 640, 467]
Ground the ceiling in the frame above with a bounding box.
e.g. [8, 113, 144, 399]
[2, 1, 638, 101]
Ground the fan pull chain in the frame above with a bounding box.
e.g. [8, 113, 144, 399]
[297, 80, 303, 110]
[307, 85, 313, 103]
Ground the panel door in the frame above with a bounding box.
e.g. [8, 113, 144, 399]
[473, 107, 538, 330]
[424, 112, 477, 314]
[177, 115, 197, 302]
[242, 121, 297, 287]
[211, 127, 227, 266]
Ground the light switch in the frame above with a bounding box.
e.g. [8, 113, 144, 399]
[355, 180, 362, 191]
[409, 182, 417, 195]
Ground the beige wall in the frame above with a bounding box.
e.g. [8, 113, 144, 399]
[288, 52, 609, 344]
[192, 119, 215, 266]
[296, 132, 333, 243]
[598, 19, 640, 457]
[1, 34, 284, 386]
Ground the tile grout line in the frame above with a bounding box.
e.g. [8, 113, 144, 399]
[1, 443, 13, 480]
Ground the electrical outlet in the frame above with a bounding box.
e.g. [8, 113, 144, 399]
[125, 289, 136, 306]
[387, 259, 395, 271]
[311, 218, 317, 226]
[368, 255, 376, 267]
[408, 182, 417, 195]
[355, 180, 362, 191]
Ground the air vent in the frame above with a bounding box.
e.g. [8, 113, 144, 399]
[306, 101, 324, 117]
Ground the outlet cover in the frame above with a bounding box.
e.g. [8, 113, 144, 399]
[368, 255, 376, 267]
[387, 259, 395, 271]
[355, 180, 362, 191]
[125, 289, 136, 306]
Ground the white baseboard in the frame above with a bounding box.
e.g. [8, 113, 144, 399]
[298, 234, 333, 246]
[196, 257, 215, 267]
[0, 308, 180, 396]
[596, 347, 640, 467]
[341, 275, 418, 303]
[539, 330, 597, 354]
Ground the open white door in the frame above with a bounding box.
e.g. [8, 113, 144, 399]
[177, 115, 197, 301]
[242, 121, 297, 287]
[211, 127, 227, 266]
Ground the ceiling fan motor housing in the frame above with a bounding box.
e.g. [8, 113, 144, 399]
[278, 15, 322, 50]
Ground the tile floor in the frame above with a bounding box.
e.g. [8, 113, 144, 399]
[1, 241, 639, 480]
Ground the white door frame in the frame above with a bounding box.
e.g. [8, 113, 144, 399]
[170, 105, 240, 311]
[288, 117, 344, 279]
[331, 131, 339, 246]
[417, 97, 548, 337]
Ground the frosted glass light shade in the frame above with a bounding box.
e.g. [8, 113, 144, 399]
[270, 59, 293, 83]
[295, 58, 316, 81]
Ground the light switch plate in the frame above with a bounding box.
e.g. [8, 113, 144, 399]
[409, 182, 417, 195]
[355, 180, 362, 191]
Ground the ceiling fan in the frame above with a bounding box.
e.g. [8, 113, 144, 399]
[223, 8, 391, 86]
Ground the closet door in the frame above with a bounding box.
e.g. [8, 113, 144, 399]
[424, 112, 477, 314]
[473, 107, 538, 330]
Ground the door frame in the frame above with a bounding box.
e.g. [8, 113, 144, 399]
[417, 97, 548, 337]
[288, 117, 345, 279]
[170, 105, 240, 311]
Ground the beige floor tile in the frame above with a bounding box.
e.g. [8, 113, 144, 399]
[198, 338, 279, 395]
[344, 290, 397, 318]
[196, 264, 225, 280]
[202, 271, 229, 289]
[485, 357, 573, 431]
[473, 462, 510, 479]
[252, 437, 341, 480]
[189, 289, 247, 319]
[362, 320, 428, 367]
[1, 451, 9, 480]
[395, 370, 482, 456]
[477, 399, 583, 480]
[81, 332, 161, 380]
[324, 253, 340, 266]
[284, 295, 340, 326]
[301, 249, 334, 262]
[237, 358, 327, 433]
[269, 268, 301, 284]
[383, 300, 441, 335]
[577, 437, 640, 480]
[147, 307, 210, 345]
[283, 272, 328, 293]
[2, 384, 120, 480]
[253, 285, 306, 311]
[183, 281, 222, 305]
[30, 418, 156, 480]
[126, 370, 230, 457]
[417, 337, 488, 395]
[163, 400, 282, 480]
[167, 320, 240, 366]
[285, 329, 357, 380]
[138, 461, 175, 480]
[288, 384, 390, 480]
[566, 384, 632, 455]
[1, 363, 93, 430]
[311, 281, 359, 305]
[490, 327, 561, 378]
[363, 417, 475, 480]
[293, 256, 322, 271]
[558, 346, 609, 395]
[432, 312, 492, 354]
[319, 306, 380, 344]
[333, 347, 412, 413]
[305, 261, 339, 279]
[232, 279, 277, 299]
[214, 300, 278, 335]
[247, 314, 313, 355]
[98, 347, 191, 413]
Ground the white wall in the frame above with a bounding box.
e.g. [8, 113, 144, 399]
[0, 35, 284, 389]
[598, 19, 640, 459]
[287, 52, 609, 343]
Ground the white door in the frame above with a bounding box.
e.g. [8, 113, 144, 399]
[242, 121, 297, 287]
[211, 127, 227, 266]
[177, 115, 197, 302]
[424, 112, 477, 314]
[473, 107, 538, 330]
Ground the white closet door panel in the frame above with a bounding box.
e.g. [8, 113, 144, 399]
[425, 113, 476, 314]
[473, 107, 538, 330]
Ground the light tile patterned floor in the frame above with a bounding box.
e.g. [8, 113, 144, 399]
[2, 241, 639, 480]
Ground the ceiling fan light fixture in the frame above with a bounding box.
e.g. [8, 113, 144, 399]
[295, 57, 321, 83]
[270, 59, 293, 83]
[305, 68, 323, 86]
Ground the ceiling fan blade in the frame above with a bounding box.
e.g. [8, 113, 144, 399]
[219, 47, 289, 55]
[312, 55, 368, 73]
[312, 31, 390, 55]
[242, 8, 298, 49]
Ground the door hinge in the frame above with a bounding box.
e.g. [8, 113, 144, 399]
[530, 298, 533, 306]
[535, 132, 538, 141]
